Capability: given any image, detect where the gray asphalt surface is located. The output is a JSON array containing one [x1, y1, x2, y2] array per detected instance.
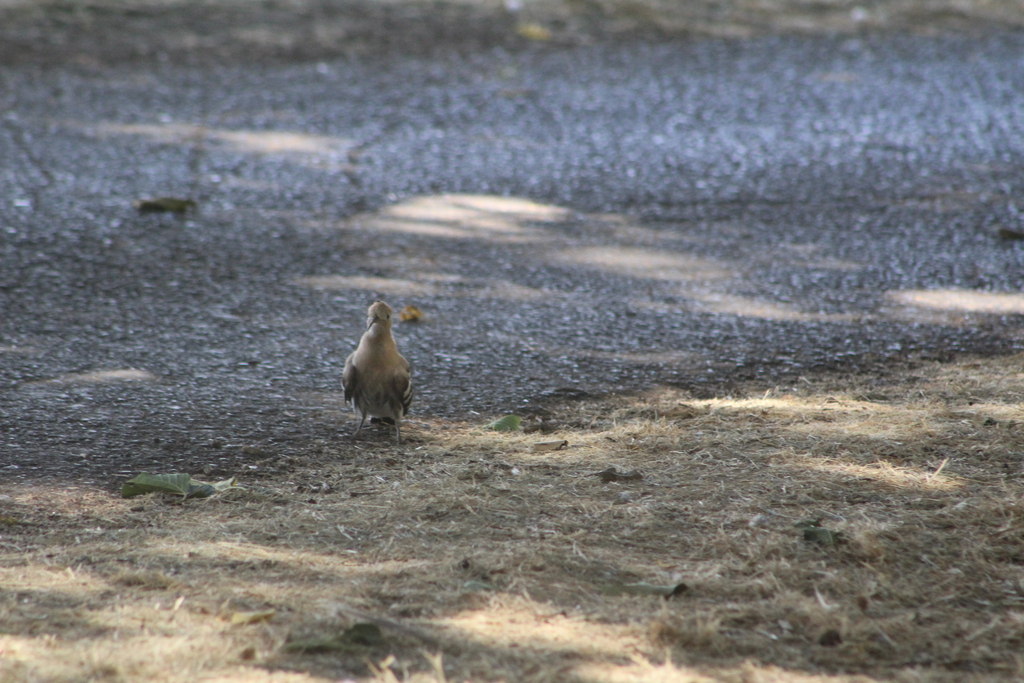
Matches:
[[2, 27, 1024, 485]]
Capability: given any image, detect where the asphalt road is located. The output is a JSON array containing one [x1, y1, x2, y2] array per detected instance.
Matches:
[[2, 25, 1024, 485]]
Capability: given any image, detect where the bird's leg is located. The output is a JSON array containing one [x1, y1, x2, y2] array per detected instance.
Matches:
[[353, 412, 367, 438], [395, 419, 402, 445]]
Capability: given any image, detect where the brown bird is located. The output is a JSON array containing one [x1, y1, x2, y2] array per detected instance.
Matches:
[[342, 301, 413, 444]]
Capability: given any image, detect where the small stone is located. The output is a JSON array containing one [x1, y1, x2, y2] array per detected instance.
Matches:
[[819, 629, 843, 647]]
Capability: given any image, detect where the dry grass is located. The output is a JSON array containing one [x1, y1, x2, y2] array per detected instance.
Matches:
[[3, 354, 1024, 682]]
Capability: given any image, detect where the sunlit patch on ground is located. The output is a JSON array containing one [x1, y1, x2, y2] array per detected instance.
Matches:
[[886, 288, 1024, 325], [636, 293, 860, 323], [778, 243, 863, 272], [295, 273, 552, 301], [0, 345, 37, 355], [293, 195, 1021, 340], [689, 293, 817, 321], [90, 122, 355, 159], [21, 368, 157, 386], [890, 288, 1024, 314], [384, 194, 568, 225], [556, 246, 732, 282], [572, 658, 878, 683], [807, 460, 962, 491], [296, 275, 442, 297], [436, 596, 644, 658], [350, 194, 567, 242]]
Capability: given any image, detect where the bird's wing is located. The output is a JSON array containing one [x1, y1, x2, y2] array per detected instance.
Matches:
[[393, 372, 413, 417], [342, 353, 358, 403]]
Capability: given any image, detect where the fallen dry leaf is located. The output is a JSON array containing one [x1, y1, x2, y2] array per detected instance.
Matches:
[[531, 440, 568, 453], [595, 466, 643, 483], [229, 610, 276, 625]]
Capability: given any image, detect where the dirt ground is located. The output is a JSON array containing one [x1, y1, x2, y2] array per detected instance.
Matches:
[[3, 353, 1024, 682], [3, 0, 1024, 681]]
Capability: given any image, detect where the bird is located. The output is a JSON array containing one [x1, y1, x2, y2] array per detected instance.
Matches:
[[342, 301, 413, 444]]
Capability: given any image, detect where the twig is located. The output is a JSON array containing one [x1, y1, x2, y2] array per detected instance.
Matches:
[[965, 616, 1001, 642], [814, 586, 835, 611], [874, 624, 897, 648], [928, 457, 950, 481]]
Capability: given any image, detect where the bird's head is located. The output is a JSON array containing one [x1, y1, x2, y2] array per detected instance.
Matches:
[[366, 301, 394, 329]]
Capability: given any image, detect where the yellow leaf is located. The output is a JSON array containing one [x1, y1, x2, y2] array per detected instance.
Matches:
[[398, 305, 424, 322], [230, 610, 276, 625], [516, 23, 552, 41]]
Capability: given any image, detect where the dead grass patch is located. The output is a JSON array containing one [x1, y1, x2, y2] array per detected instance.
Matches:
[[3, 354, 1024, 681]]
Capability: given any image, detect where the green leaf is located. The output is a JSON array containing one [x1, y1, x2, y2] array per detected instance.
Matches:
[[121, 473, 235, 499], [122, 473, 193, 498], [184, 482, 217, 499], [285, 623, 385, 654], [802, 527, 844, 546], [486, 415, 521, 432], [133, 197, 197, 213]]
